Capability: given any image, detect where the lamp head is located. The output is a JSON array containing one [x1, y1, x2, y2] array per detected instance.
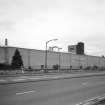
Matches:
[[53, 39, 58, 41]]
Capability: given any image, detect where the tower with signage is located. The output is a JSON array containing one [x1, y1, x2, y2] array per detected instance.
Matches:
[[68, 42, 84, 55], [76, 42, 84, 55], [68, 45, 77, 54]]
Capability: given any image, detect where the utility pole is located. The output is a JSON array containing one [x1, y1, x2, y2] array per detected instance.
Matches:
[[51, 46, 62, 72], [45, 39, 58, 73]]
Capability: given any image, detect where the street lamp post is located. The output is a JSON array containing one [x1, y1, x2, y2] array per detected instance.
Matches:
[[51, 46, 62, 72], [45, 39, 58, 73], [58, 47, 62, 72]]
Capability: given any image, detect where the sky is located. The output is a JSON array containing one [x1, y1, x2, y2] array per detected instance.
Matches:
[[0, 0, 105, 56]]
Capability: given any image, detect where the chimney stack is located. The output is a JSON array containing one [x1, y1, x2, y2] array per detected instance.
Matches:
[[5, 38, 8, 46]]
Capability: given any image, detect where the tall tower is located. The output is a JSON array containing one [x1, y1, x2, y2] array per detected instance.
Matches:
[[5, 38, 8, 46], [4, 38, 9, 64], [76, 42, 84, 55]]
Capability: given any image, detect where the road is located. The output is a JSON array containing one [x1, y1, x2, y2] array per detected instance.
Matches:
[[0, 75, 105, 105]]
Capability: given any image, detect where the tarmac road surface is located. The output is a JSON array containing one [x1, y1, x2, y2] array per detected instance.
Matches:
[[0, 74, 105, 105]]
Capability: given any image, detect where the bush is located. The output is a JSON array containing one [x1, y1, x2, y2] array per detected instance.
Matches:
[[92, 65, 98, 70], [41, 65, 44, 69], [84, 66, 91, 70], [28, 66, 32, 70], [53, 64, 59, 70]]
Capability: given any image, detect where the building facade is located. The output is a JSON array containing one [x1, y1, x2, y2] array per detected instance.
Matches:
[[0, 46, 105, 70]]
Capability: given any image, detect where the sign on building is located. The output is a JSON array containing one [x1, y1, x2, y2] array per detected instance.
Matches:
[[68, 45, 77, 54]]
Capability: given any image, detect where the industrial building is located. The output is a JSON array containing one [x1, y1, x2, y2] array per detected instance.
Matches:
[[0, 45, 105, 70]]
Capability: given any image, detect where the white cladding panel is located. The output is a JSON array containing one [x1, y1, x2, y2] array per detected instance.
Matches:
[[0, 47, 5, 63]]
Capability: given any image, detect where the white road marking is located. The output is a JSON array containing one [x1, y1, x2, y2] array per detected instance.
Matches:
[[12, 78, 26, 81], [28, 77, 43, 80], [18, 76, 48, 79], [19, 76, 29, 78], [0, 79, 6, 82], [82, 82, 88, 86], [16, 90, 35, 95]]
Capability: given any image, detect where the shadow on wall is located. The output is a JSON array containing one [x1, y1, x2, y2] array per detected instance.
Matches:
[[0, 63, 12, 70]]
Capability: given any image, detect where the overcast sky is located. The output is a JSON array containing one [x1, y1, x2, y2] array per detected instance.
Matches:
[[0, 0, 105, 56]]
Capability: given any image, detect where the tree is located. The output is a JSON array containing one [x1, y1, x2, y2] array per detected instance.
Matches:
[[11, 49, 23, 69]]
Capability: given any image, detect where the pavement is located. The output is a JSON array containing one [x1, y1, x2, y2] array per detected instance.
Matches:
[[0, 71, 105, 84]]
